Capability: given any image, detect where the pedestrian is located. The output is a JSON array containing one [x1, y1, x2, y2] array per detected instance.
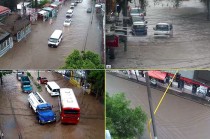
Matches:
[[169, 78, 173, 87]]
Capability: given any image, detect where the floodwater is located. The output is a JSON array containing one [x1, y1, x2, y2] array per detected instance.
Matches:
[[107, 0, 210, 69], [106, 73, 210, 139], [0, 0, 102, 69], [0, 71, 104, 139]]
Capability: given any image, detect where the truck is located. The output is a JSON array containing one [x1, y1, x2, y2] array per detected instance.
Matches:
[[20, 76, 32, 93], [28, 92, 56, 125]]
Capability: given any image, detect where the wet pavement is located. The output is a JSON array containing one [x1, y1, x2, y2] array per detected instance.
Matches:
[[0, 1, 102, 69], [107, 0, 210, 69], [0, 71, 104, 139], [106, 73, 210, 139]]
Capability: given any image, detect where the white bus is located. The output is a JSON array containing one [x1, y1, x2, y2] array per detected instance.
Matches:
[[48, 30, 63, 48]]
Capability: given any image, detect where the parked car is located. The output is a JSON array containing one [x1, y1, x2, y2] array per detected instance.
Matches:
[[37, 77, 48, 84], [153, 23, 173, 37], [130, 15, 147, 25], [87, 8, 92, 13], [66, 9, 73, 18], [63, 18, 72, 26], [130, 7, 146, 17], [70, 5, 74, 9], [131, 21, 148, 36], [16, 71, 24, 80]]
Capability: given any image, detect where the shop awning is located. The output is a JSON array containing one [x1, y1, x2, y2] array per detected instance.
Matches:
[[148, 71, 167, 80]]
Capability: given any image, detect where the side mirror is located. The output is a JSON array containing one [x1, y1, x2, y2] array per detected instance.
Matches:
[[153, 27, 156, 30], [145, 21, 148, 24], [52, 105, 54, 108]]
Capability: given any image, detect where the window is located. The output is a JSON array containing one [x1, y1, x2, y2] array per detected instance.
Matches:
[[64, 110, 80, 114], [53, 89, 60, 93], [156, 25, 169, 31], [48, 85, 52, 91]]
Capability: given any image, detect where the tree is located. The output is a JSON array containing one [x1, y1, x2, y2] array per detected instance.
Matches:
[[87, 70, 105, 99], [62, 50, 104, 69], [0, 70, 12, 85], [106, 93, 147, 139]]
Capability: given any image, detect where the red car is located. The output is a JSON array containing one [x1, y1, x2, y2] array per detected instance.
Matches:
[[37, 77, 48, 84]]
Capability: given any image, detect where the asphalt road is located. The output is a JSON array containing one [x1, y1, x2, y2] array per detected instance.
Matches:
[[106, 73, 210, 139]]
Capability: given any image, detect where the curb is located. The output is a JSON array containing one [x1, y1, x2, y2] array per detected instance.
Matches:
[[108, 72, 210, 107]]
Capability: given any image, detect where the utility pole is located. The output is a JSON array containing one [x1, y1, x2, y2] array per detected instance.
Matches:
[[123, 0, 128, 51], [145, 72, 158, 139]]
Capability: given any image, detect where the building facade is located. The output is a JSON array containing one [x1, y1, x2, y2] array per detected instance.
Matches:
[[0, 28, 13, 57]]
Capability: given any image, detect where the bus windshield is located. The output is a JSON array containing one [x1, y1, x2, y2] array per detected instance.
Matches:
[[64, 109, 80, 114]]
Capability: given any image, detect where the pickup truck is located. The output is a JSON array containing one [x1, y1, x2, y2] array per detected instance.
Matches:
[[37, 77, 48, 84], [28, 92, 56, 125], [21, 76, 32, 93]]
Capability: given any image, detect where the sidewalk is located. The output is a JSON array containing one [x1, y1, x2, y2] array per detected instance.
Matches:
[[108, 71, 210, 107]]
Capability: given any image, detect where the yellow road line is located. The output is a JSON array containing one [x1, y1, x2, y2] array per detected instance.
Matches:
[[147, 70, 179, 139]]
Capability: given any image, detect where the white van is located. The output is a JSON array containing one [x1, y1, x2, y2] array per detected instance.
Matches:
[[48, 30, 63, 48], [45, 81, 60, 96], [66, 9, 73, 18], [153, 23, 173, 37]]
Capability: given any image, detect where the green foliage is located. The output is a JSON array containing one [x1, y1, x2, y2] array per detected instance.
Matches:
[[27, 72, 31, 77], [0, 70, 12, 85], [0, 70, 12, 78], [62, 50, 104, 69], [106, 93, 147, 139], [32, 0, 49, 8], [87, 70, 105, 94]]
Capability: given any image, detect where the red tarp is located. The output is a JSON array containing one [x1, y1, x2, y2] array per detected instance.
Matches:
[[0, 6, 10, 14], [148, 71, 167, 80]]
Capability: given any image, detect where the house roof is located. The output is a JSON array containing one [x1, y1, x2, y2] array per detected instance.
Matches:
[[0, 14, 30, 35], [0, 6, 10, 14]]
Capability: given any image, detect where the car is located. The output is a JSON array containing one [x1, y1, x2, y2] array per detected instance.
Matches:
[[130, 15, 147, 25], [130, 7, 146, 17], [70, 5, 74, 9], [87, 8, 92, 13], [37, 77, 48, 84], [63, 19, 72, 26], [66, 9, 73, 18], [153, 23, 173, 37], [131, 21, 148, 36]]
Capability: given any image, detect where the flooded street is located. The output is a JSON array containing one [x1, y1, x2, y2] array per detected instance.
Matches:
[[108, 0, 210, 68], [0, 71, 104, 139], [0, 0, 102, 69], [106, 73, 210, 139]]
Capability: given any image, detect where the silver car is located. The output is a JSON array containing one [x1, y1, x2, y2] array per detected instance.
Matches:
[[153, 23, 173, 37]]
